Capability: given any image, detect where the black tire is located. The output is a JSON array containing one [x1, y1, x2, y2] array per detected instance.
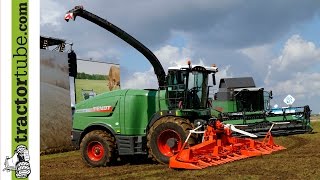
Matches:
[[80, 130, 116, 167], [15, 161, 31, 178], [147, 116, 196, 164]]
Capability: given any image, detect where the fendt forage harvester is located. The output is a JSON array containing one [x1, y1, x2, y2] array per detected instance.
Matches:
[[65, 6, 219, 166], [65, 6, 285, 169]]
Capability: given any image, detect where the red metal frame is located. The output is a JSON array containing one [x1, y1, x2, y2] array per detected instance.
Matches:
[[169, 120, 285, 169]]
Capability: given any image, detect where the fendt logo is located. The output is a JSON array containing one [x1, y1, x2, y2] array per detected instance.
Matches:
[[76, 106, 113, 113], [92, 106, 113, 112], [3, 145, 31, 178]]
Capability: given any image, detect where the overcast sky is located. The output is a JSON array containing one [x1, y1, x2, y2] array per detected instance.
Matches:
[[41, 0, 320, 113]]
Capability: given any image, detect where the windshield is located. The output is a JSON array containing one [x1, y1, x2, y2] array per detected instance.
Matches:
[[188, 71, 208, 108]]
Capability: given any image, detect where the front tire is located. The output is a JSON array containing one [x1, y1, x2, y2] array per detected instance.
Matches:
[[80, 130, 116, 167], [147, 116, 196, 164]]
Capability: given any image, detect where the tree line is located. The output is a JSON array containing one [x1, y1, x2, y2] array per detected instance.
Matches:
[[76, 72, 109, 80]]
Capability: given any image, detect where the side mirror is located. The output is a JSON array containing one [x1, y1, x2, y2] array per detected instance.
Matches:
[[212, 73, 216, 86]]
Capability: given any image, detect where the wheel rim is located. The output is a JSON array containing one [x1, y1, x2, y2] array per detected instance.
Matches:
[[157, 129, 182, 157], [87, 141, 105, 161]]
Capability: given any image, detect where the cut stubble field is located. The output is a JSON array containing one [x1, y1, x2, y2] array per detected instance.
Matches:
[[41, 120, 320, 180]]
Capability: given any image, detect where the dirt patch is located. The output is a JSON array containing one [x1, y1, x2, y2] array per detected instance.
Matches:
[[284, 135, 309, 151], [41, 121, 320, 179]]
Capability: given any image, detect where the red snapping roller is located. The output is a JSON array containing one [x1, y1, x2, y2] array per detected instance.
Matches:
[[169, 120, 285, 169]]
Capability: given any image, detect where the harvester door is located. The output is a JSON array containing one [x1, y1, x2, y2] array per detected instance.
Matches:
[[166, 70, 187, 109], [187, 68, 208, 109], [123, 90, 158, 135]]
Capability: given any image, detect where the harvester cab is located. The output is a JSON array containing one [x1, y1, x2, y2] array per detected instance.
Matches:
[[166, 63, 218, 110]]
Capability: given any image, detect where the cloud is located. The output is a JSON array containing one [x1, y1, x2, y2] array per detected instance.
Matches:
[[238, 44, 274, 78], [239, 44, 273, 64], [41, 0, 320, 50], [122, 69, 158, 89], [215, 65, 233, 81], [154, 45, 194, 69], [260, 35, 320, 108], [269, 72, 320, 109], [122, 45, 233, 89], [41, 1, 320, 111], [174, 0, 320, 49], [272, 72, 320, 98], [40, 0, 320, 67], [122, 45, 194, 89], [236, 34, 320, 109], [273, 35, 320, 71], [40, 0, 66, 29], [265, 35, 320, 84]]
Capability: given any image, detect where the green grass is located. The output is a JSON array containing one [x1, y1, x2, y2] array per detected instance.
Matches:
[[75, 79, 109, 102]]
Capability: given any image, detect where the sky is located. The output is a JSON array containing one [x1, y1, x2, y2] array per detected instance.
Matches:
[[41, 0, 320, 113]]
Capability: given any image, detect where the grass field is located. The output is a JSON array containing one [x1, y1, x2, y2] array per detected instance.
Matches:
[[75, 79, 109, 102], [41, 120, 320, 180]]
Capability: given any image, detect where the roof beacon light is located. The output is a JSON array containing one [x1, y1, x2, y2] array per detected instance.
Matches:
[[187, 60, 191, 69]]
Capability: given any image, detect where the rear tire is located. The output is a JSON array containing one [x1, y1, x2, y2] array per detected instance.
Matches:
[[147, 116, 196, 164], [80, 130, 116, 167]]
